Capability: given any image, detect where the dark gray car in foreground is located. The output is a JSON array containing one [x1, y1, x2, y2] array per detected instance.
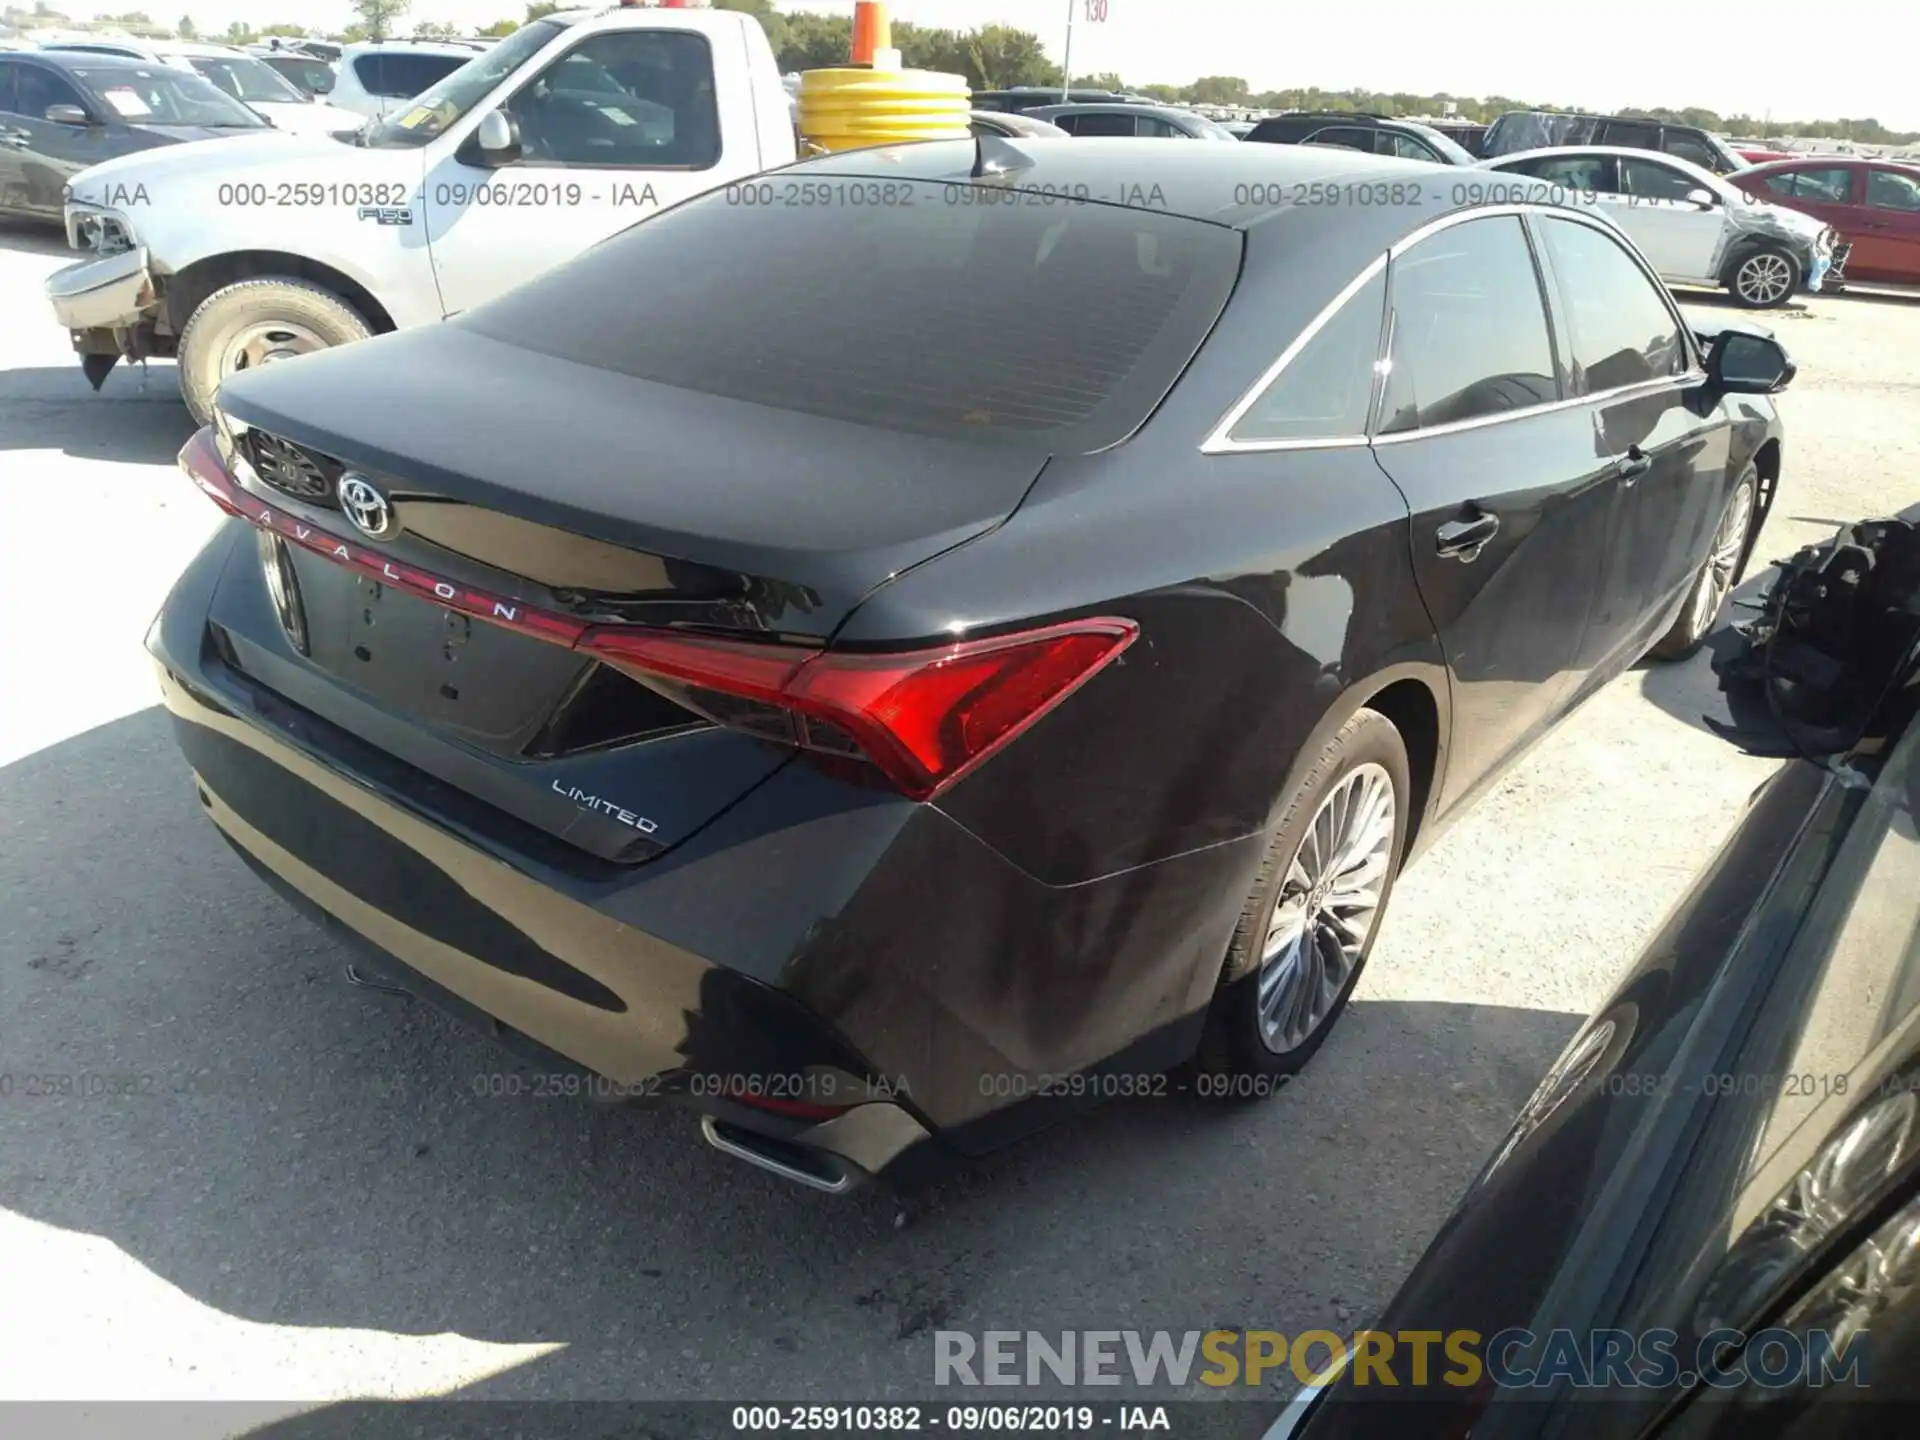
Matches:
[[1271, 511, 1920, 1439]]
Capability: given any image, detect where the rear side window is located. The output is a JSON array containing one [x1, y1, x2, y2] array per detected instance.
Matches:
[[1228, 268, 1385, 444], [1620, 157, 1698, 201], [1247, 118, 1311, 144], [1535, 216, 1687, 393], [462, 179, 1243, 449], [357, 52, 465, 99], [0, 61, 18, 115], [1303, 126, 1375, 154], [1509, 153, 1614, 192], [1599, 118, 1660, 149], [1072, 112, 1138, 136], [1660, 131, 1720, 169], [1869, 169, 1920, 212], [1378, 215, 1558, 434], [1771, 166, 1853, 201]]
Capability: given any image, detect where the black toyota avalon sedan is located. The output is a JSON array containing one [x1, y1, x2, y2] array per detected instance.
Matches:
[[153, 139, 1792, 1192]]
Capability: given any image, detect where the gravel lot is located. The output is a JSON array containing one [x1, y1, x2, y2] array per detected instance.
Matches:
[[2, 216, 1917, 1433]]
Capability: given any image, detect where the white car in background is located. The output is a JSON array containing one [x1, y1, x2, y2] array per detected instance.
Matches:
[[37, 39, 361, 135], [1480, 145, 1845, 307], [325, 41, 477, 120]]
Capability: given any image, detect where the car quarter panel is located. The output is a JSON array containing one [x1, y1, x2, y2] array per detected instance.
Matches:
[[835, 208, 1447, 885]]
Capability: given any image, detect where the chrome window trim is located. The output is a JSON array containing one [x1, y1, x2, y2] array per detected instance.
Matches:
[[1369, 371, 1706, 445], [1200, 252, 1389, 456], [1202, 203, 1707, 458]]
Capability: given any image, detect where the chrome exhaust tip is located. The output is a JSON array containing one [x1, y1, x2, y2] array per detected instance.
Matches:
[[700, 1115, 863, 1194]]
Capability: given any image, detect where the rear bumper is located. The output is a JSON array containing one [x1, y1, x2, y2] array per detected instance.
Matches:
[[163, 659, 937, 1183], [150, 523, 1258, 1176]]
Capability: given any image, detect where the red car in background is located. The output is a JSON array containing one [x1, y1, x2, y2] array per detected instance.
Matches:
[[1732, 157, 1920, 286]]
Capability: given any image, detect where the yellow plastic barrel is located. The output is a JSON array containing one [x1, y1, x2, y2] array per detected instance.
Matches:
[[797, 67, 972, 153]]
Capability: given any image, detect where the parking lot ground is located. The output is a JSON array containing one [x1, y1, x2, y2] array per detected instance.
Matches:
[[3, 220, 1918, 1426]]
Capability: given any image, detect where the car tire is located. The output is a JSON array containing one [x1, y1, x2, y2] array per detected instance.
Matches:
[[178, 277, 372, 425], [1725, 245, 1800, 309], [1649, 467, 1759, 662], [1195, 708, 1411, 1088]]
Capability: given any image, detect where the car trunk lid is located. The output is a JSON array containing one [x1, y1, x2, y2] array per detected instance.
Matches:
[[197, 325, 1052, 860]]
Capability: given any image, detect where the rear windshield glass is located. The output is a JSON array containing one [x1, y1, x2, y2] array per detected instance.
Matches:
[[458, 177, 1243, 449]]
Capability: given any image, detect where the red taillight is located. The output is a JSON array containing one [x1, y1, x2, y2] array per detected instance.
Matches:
[[180, 425, 1139, 799], [579, 618, 1140, 801], [180, 426, 245, 516]]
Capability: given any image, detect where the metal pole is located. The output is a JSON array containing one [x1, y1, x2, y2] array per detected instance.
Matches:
[[1061, 0, 1075, 102]]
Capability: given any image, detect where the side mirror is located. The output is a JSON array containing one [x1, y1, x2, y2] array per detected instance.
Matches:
[[1685, 187, 1718, 209], [1708, 329, 1795, 394], [44, 103, 95, 127], [312, 74, 335, 95], [474, 108, 521, 166]]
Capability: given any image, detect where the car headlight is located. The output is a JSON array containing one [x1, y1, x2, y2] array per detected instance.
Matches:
[[69, 205, 136, 256]]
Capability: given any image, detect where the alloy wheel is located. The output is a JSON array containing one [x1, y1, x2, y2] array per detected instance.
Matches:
[[1689, 480, 1755, 641], [1257, 762, 1396, 1054], [1736, 253, 1795, 306]]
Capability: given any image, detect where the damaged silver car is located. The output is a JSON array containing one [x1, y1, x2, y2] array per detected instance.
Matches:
[[1480, 146, 1847, 307]]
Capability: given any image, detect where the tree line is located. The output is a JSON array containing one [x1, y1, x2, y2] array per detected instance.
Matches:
[[22, 0, 1910, 144]]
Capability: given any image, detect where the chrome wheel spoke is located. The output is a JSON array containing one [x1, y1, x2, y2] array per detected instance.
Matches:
[[1692, 483, 1753, 638], [1255, 762, 1398, 1054]]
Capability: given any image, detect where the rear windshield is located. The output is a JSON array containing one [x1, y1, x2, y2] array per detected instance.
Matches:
[[353, 50, 469, 100], [460, 177, 1243, 449]]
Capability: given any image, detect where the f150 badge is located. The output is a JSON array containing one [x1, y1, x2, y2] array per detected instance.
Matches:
[[551, 780, 659, 835], [357, 205, 413, 226]]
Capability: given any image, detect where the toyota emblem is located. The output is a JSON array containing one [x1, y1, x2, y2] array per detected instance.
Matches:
[[338, 472, 394, 539]]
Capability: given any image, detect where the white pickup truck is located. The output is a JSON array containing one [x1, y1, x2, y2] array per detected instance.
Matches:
[[44, 4, 796, 422]]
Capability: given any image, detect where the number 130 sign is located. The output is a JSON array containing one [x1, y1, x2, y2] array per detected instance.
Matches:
[[1084, 0, 1108, 20]]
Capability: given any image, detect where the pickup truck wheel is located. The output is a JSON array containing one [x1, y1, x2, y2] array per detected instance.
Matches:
[[178, 278, 372, 424]]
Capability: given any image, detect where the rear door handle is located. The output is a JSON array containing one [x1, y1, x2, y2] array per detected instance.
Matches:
[[1615, 446, 1652, 484], [1435, 511, 1500, 561]]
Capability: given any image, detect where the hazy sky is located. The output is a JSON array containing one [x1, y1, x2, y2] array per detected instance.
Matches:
[[54, 0, 1920, 129]]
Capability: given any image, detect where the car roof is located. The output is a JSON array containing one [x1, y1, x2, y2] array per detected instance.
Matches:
[[12, 49, 176, 74], [37, 40, 151, 54], [341, 40, 481, 56], [1484, 144, 1724, 179], [1027, 102, 1184, 117], [1256, 112, 1398, 125], [971, 110, 1069, 134], [154, 42, 251, 58], [1737, 155, 1920, 175], [781, 136, 1459, 232], [1493, 107, 1706, 131]]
